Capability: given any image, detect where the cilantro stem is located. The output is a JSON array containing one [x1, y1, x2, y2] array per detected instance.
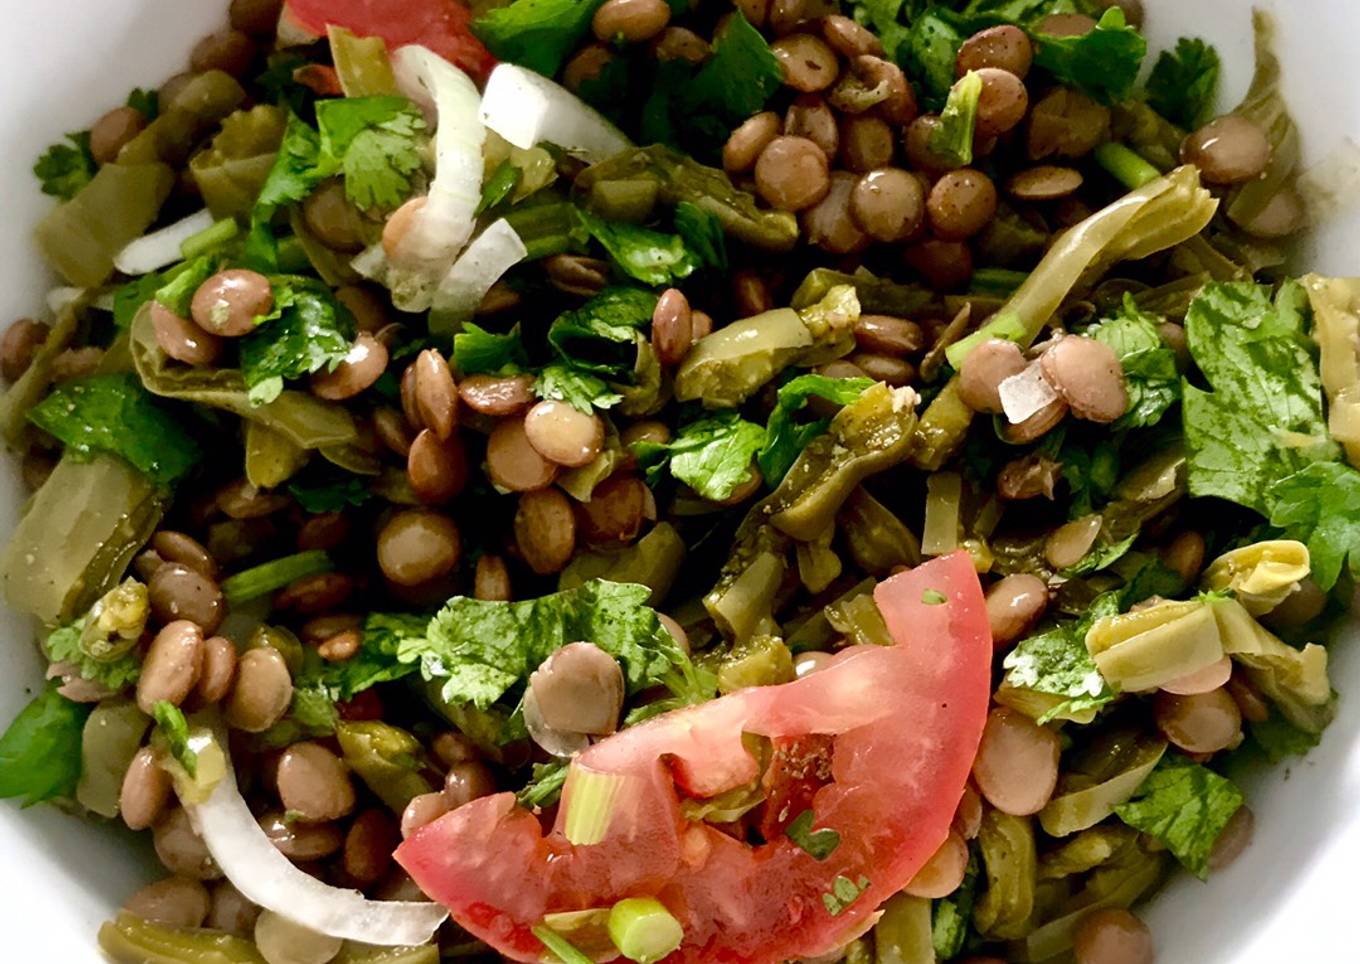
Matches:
[[1095, 142, 1161, 190], [179, 217, 239, 261], [220, 551, 334, 605]]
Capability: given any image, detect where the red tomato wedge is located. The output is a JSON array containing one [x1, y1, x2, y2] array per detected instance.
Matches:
[[397, 551, 991, 963], [285, 0, 496, 82]]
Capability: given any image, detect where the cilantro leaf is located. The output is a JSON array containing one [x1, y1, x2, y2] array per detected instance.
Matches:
[[152, 701, 197, 778], [239, 279, 353, 405], [472, 0, 608, 78], [1087, 295, 1180, 430], [399, 580, 698, 711], [152, 255, 222, 318], [315, 96, 427, 211], [126, 87, 160, 120], [245, 112, 328, 270], [0, 685, 89, 806], [33, 131, 96, 200], [477, 160, 522, 216], [1183, 281, 1336, 515], [847, 0, 912, 65], [28, 373, 201, 487], [1113, 754, 1244, 878], [758, 374, 874, 486], [574, 209, 700, 287], [931, 70, 983, 167], [516, 760, 569, 809], [535, 364, 623, 414], [453, 322, 529, 376], [1062, 531, 1138, 578], [786, 809, 842, 860], [44, 619, 142, 693], [637, 411, 766, 502], [1033, 7, 1147, 105], [681, 14, 783, 143], [1249, 715, 1320, 763], [288, 475, 373, 514], [904, 10, 966, 104], [547, 287, 655, 376], [932, 849, 980, 959], [1002, 594, 1119, 722], [1146, 37, 1220, 128], [822, 875, 870, 916], [255, 54, 317, 120], [1266, 461, 1360, 591], [673, 201, 728, 271]]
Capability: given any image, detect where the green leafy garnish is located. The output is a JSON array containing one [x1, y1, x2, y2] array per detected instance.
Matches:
[[28, 373, 201, 487], [288, 475, 372, 514], [822, 874, 871, 916], [673, 201, 728, 271], [574, 209, 700, 287], [398, 580, 704, 711], [532, 925, 596, 964], [152, 255, 221, 317], [152, 701, 197, 779], [472, 0, 609, 78], [516, 761, 570, 809], [454, 322, 530, 376], [1146, 37, 1221, 128], [547, 287, 656, 375], [477, 160, 522, 215], [1183, 281, 1335, 515], [1249, 715, 1320, 763], [922, 589, 948, 605], [245, 111, 327, 269], [757, 374, 875, 485], [1033, 7, 1147, 105], [239, 278, 353, 405], [931, 70, 983, 167], [256, 54, 317, 120], [932, 849, 980, 959], [1002, 594, 1119, 722], [0, 685, 89, 807], [126, 87, 160, 120], [1086, 295, 1180, 430], [315, 96, 428, 211], [634, 411, 765, 502], [33, 131, 96, 200], [536, 363, 623, 414], [1113, 754, 1244, 879], [1266, 461, 1360, 591], [786, 810, 842, 860]]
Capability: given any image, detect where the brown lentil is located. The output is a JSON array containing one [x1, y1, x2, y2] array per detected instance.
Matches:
[[1263, 577, 1327, 628], [443, 760, 498, 808], [229, 0, 283, 35], [1182, 115, 1272, 185], [1028, 88, 1110, 160], [318, 629, 362, 662], [732, 269, 775, 317], [208, 882, 259, 936], [302, 181, 366, 252], [839, 115, 896, 172], [905, 239, 974, 290], [957, 25, 1032, 78], [1154, 688, 1242, 753], [475, 553, 513, 602], [277, 742, 356, 823], [755, 136, 831, 211], [523, 400, 605, 469], [515, 487, 577, 575], [1207, 804, 1254, 873], [297, 512, 350, 552], [1008, 165, 1084, 201], [90, 106, 148, 165], [1161, 656, 1233, 697], [904, 115, 961, 174], [578, 474, 648, 545], [413, 349, 458, 441], [407, 429, 469, 503], [190, 28, 257, 77], [374, 407, 414, 457], [562, 45, 614, 93], [487, 416, 559, 491], [592, 0, 670, 43], [401, 791, 452, 838], [224, 647, 294, 733], [997, 453, 1061, 501], [651, 288, 695, 367], [821, 14, 883, 57], [855, 55, 916, 124], [847, 351, 914, 386], [195, 635, 238, 705], [1073, 909, 1154, 964], [1044, 514, 1102, 570], [217, 478, 289, 520], [986, 574, 1049, 648], [124, 877, 211, 928], [952, 784, 984, 840], [772, 33, 839, 93], [974, 67, 1029, 138], [958, 339, 1027, 413], [344, 809, 399, 886], [1236, 187, 1305, 238], [154, 807, 222, 880], [458, 373, 537, 416], [1162, 531, 1207, 584], [544, 253, 610, 297], [137, 620, 206, 714], [191, 269, 273, 338], [691, 309, 714, 341], [529, 642, 626, 735], [904, 831, 969, 898], [259, 811, 344, 861], [0, 318, 49, 381], [927, 169, 998, 240], [1004, 396, 1068, 443], [1226, 671, 1271, 724], [274, 572, 354, 615], [971, 707, 1061, 816], [51, 347, 103, 382], [784, 95, 839, 160], [651, 26, 710, 64], [849, 168, 925, 243], [723, 112, 782, 174], [310, 333, 388, 401], [853, 313, 925, 356], [121, 747, 173, 831], [1035, 12, 1096, 36], [377, 510, 462, 587], [1040, 335, 1128, 423], [152, 531, 218, 580], [803, 171, 872, 255], [336, 285, 391, 334]]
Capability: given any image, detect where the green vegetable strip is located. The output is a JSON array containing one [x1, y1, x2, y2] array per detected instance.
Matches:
[[179, 217, 240, 261], [1095, 143, 1162, 190], [532, 926, 596, 964], [220, 550, 334, 605]]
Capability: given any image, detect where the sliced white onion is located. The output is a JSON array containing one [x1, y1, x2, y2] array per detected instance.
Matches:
[[46, 286, 86, 316], [384, 44, 486, 312], [113, 209, 216, 276], [479, 64, 631, 163], [185, 756, 447, 946], [999, 362, 1059, 424], [429, 219, 528, 334]]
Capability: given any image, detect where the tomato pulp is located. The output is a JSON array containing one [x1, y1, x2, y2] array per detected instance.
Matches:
[[397, 551, 992, 962], [284, 0, 496, 82]]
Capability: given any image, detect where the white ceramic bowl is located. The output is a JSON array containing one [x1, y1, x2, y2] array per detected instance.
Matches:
[[1, 1, 1358, 960]]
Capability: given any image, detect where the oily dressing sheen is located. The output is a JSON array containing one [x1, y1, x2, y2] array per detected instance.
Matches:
[[396, 551, 992, 963]]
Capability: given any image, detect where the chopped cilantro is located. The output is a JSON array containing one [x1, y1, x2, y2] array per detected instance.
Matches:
[[239, 278, 353, 405], [758, 374, 874, 486], [822, 874, 870, 916], [634, 411, 766, 501], [315, 96, 428, 211], [1266, 461, 1360, 591], [535, 363, 623, 414], [33, 131, 96, 200], [454, 322, 530, 376], [516, 761, 569, 809], [1113, 754, 1244, 879], [1249, 715, 1321, 763], [1086, 295, 1180, 430], [152, 701, 197, 778], [477, 160, 522, 216], [786, 809, 842, 860], [922, 589, 948, 605], [1033, 7, 1147, 105], [1146, 37, 1220, 128], [44, 618, 142, 693], [126, 87, 160, 120], [673, 201, 727, 271], [288, 475, 373, 514], [1002, 593, 1119, 722], [573, 208, 700, 287], [0, 685, 89, 807], [472, 0, 609, 79], [932, 849, 980, 959]]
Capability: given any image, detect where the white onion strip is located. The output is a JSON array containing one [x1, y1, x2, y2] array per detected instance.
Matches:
[[113, 209, 216, 276], [430, 219, 528, 334], [999, 362, 1059, 424], [186, 760, 447, 946], [479, 64, 631, 163]]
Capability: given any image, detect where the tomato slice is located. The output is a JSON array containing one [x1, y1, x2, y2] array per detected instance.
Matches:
[[284, 0, 496, 83], [396, 552, 991, 963]]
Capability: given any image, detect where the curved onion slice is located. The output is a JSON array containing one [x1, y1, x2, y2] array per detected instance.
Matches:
[[185, 756, 447, 946], [430, 218, 528, 334], [479, 64, 631, 164], [113, 209, 217, 276], [381, 44, 485, 312]]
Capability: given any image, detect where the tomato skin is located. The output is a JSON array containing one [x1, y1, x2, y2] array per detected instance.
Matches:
[[398, 552, 991, 963], [284, 0, 497, 82]]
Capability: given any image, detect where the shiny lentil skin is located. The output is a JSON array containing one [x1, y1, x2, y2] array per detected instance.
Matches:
[[754, 136, 831, 211]]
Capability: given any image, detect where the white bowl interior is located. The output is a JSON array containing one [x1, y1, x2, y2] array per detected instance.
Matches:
[[1, 1, 1357, 960]]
